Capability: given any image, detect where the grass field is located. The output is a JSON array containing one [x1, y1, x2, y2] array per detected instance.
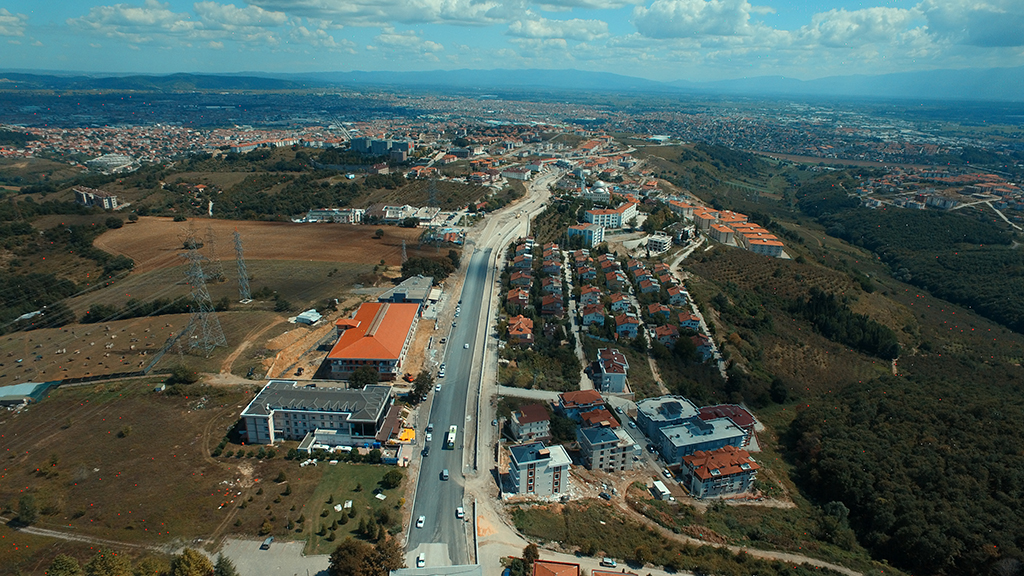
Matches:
[[302, 463, 408, 555]]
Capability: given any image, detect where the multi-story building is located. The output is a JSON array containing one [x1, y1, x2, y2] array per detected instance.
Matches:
[[240, 380, 394, 445], [698, 404, 757, 446], [681, 445, 760, 499], [510, 403, 551, 442], [327, 303, 419, 381], [576, 426, 634, 472], [557, 390, 605, 421], [567, 223, 605, 248], [508, 442, 571, 497], [73, 186, 119, 210], [594, 348, 628, 393], [636, 395, 699, 439], [303, 208, 364, 223], [647, 232, 671, 253], [584, 202, 638, 229], [657, 416, 747, 464]]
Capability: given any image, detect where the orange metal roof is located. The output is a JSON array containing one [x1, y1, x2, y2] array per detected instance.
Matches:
[[327, 302, 419, 361]]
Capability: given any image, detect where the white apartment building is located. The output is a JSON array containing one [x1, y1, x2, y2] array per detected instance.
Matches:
[[508, 442, 571, 497]]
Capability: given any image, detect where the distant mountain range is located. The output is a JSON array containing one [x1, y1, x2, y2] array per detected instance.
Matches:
[[3, 66, 1024, 101]]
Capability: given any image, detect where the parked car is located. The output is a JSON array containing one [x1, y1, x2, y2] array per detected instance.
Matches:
[[426, 433, 432, 442], [598, 492, 611, 501], [416, 553, 425, 568], [416, 515, 426, 528], [600, 558, 617, 568], [456, 506, 465, 519], [260, 536, 274, 550]]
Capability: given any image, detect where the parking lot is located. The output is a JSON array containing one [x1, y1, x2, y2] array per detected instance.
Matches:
[[220, 539, 329, 576]]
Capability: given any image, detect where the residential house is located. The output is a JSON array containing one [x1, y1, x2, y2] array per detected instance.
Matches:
[[615, 313, 640, 339], [594, 348, 629, 393], [627, 260, 645, 273], [557, 390, 605, 421], [648, 303, 672, 321], [654, 324, 680, 346], [512, 254, 533, 269], [576, 426, 634, 472], [533, 560, 580, 576], [577, 266, 597, 281], [606, 271, 628, 290], [609, 293, 631, 313], [579, 285, 602, 307], [510, 270, 533, 287], [667, 286, 689, 306], [508, 315, 535, 345], [542, 259, 562, 276], [541, 277, 563, 296], [510, 403, 552, 442], [658, 273, 677, 287], [580, 304, 605, 326], [678, 312, 701, 331], [681, 445, 760, 499], [506, 287, 530, 309], [541, 294, 564, 318], [508, 442, 571, 497], [692, 333, 714, 361], [639, 279, 661, 294], [579, 407, 619, 428]]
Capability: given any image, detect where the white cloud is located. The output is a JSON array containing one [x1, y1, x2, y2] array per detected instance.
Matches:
[[801, 7, 921, 48], [193, 2, 288, 28], [208, 40, 224, 48], [0, 8, 27, 36], [67, 0, 197, 43], [374, 27, 444, 53], [920, 0, 1024, 47], [247, 0, 509, 27], [537, 0, 641, 10], [508, 16, 608, 41], [632, 0, 762, 39]]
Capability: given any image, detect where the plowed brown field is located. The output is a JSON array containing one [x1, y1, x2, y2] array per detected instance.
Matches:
[[95, 217, 442, 273]]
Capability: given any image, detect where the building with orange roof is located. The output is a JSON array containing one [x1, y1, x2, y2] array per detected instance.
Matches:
[[508, 315, 535, 345], [747, 237, 785, 257], [327, 302, 420, 381], [710, 224, 735, 244], [680, 445, 760, 498], [557, 389, 605, 420], [533, 560, 580, 576], [693, 211, 716, 231]]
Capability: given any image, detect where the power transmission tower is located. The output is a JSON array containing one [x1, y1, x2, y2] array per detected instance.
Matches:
[[204, 224, 224, 282], [181, 239, 226, 357], [234, 230, 252, 303], [427, 178, 441, 253], [401, 239, 408, 264]]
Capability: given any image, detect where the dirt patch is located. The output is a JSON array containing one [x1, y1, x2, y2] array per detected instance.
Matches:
[[476, 514, 496, 537], [94, 217, 446, 274]]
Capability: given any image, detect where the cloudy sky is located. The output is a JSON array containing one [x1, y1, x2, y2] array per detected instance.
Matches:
[[1, 0, 1022, 81]]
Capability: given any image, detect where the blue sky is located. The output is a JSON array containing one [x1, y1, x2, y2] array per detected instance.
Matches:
[[1, 0, 1022, 81]]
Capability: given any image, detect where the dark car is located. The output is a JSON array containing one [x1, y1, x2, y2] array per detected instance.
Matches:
[[422, 445, 430, 457], [598, 492, 611, 501]]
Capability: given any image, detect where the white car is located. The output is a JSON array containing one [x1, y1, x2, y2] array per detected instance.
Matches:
[[456, 506, 465, 519], [435, 384, 442, 391], [463, 343, 469, 349], [600, 558, 617, 568], [416, 515, 425, 528], [416, 554, 425, 568], [425, 432, 432, 442]]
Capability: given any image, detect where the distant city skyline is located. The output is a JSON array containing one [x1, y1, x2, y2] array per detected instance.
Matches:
[[1, 0, 1022, 82]]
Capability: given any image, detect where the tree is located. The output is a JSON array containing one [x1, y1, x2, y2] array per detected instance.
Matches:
[[412, 372, 433, 402], [213, 556, 238, 576], [522, 543, 540, 566], [349, 366, 379, 387], [166, 363, 200, 385], [327, 538, 373, 576], [259, 519, 273, 535], [381, 469, 404, 489], [134, 557, 166, 576], [400, 217, 418, 228], [17, 494, 38, 525], [128, 213, 139, 222], [447, 249, 461, 269], [275, 471, 287, 482], [373, 536, 405, 573], [49, 554, 83, 576], [170, 548, 213, 576], [105, 217, 124, 229], [374, 228, 384, 239], [85, 550, 132, 576]]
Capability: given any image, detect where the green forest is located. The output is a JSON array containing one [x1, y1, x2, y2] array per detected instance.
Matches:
[[788, 356, 1024, 576]]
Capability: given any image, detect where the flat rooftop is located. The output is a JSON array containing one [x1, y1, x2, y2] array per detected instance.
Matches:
[[241, 380, 392, 422]]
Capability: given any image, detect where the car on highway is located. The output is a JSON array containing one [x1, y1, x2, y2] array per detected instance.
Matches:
[[464, 343, 469, 349], [416, 515, 426, 528], [416, 553, 425, 568], [441, 469, 449, 481], [426, 432, 432, 442], [422, 445, 429, 457], [663, 469, 672, 479], [435, 384, 442, 391], [427, 422, 434, 432], [456, 506, 465, 519], [629, 421, 636, 428], [615, 406, 624, 414]]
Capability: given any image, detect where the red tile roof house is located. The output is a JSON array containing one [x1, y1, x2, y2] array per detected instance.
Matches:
[[668, 286, 689, 306], [557, 389, 605, 421], [534, 560, 580, 576], [655, 323, 680, 345], [580, 407, 619, 428], [648, 303, 672, 321], [506, 287, 530, 308], [679, 312, 702, 331], [541, 294, 564, 318], [541, 276, 563, 295], [609, 293, 631, 313], [594, 347, 629, 393], [639, 278, 661, 294], [615, 313, 640, 338], [510, 270, 533, 287], [510, 403, 552, 442], [680, 445, 760, 499], [580, 303, 605, 326], [508, 314, 535, 345], [579, 285, 602, 306]]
